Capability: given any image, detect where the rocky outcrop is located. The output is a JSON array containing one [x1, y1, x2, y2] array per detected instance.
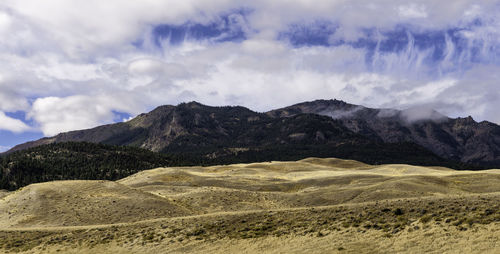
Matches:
[[269, 100, 500, 166]]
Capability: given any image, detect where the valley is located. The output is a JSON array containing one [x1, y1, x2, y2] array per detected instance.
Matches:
[[1, 158, 500, 253]]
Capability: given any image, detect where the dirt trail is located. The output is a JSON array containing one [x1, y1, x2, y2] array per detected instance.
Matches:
[[3, 191, 500, 232]]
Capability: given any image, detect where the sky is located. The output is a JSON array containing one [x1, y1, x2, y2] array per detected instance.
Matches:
[[1, 1, 500, 151]]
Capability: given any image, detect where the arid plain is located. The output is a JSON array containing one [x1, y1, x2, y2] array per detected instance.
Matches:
[[1, 158, 500, 253]]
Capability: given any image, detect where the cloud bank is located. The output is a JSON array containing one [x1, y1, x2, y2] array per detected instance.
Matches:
[[1, 1, 500, 138]]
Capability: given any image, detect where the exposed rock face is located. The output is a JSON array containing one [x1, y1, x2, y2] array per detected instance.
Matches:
[[7, 99, 500, 167], [8, 102, 364, 153], [268, 99, 500, 166]]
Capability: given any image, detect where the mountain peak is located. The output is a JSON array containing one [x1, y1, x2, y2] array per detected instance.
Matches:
[[293, 99, 352, 107], [181, 101, 205, 108], [453, 116, 477, 127], [266, 99, 360, 118]]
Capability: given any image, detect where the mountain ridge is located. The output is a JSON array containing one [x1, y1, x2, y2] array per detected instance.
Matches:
[[269, 99, 500, 166], [6, 99, 500, 167]]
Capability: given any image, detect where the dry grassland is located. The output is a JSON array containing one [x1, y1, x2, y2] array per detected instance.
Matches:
[[1, 158, 500, 253]]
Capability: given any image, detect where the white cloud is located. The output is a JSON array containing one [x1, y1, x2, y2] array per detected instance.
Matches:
[[2, 0, 240, 57], [1, 0, 493, 58], [398, 4, 428, 19], [396, 79, 458, 106], [400, 107, 447, 123], [34, 56, 102, 82], [0, 111, 30, 133], [29, 95, 145, 136], [0, 10, 12, 32], [0, 0, 500, 140], [0, 85, 30, 112]]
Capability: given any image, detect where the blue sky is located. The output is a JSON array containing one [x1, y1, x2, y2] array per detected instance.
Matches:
[[1, 1, 500, 151]]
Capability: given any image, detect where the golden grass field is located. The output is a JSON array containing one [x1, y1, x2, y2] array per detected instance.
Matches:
[[1, 158, 500, 253]]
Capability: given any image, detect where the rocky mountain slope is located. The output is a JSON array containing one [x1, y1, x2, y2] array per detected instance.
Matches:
[[0, 102, 392, 153], [268, 99, 500, 167], [7, 100, 500, 168]]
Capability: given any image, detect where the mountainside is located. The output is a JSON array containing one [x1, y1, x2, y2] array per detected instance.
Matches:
[[269, 99, 500, 167], [6, 100, 500, 168], [0, 102, 385, 153], [0, 142, 176, 190]]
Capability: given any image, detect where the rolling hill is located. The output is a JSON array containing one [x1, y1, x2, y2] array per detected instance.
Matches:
[[1, 158, 500, 253]]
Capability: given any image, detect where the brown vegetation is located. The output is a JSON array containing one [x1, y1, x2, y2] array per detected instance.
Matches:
[[1, 158, 500, 253]]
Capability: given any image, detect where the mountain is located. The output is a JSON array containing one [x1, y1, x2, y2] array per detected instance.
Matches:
[[5, 100, 498, 168], [4, 101, 375, 154], [268, 99, 500, 167]]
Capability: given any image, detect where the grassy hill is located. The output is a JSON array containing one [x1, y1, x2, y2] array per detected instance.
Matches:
[[1, 158, 500, 253], [0, 140, 481, 191]]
